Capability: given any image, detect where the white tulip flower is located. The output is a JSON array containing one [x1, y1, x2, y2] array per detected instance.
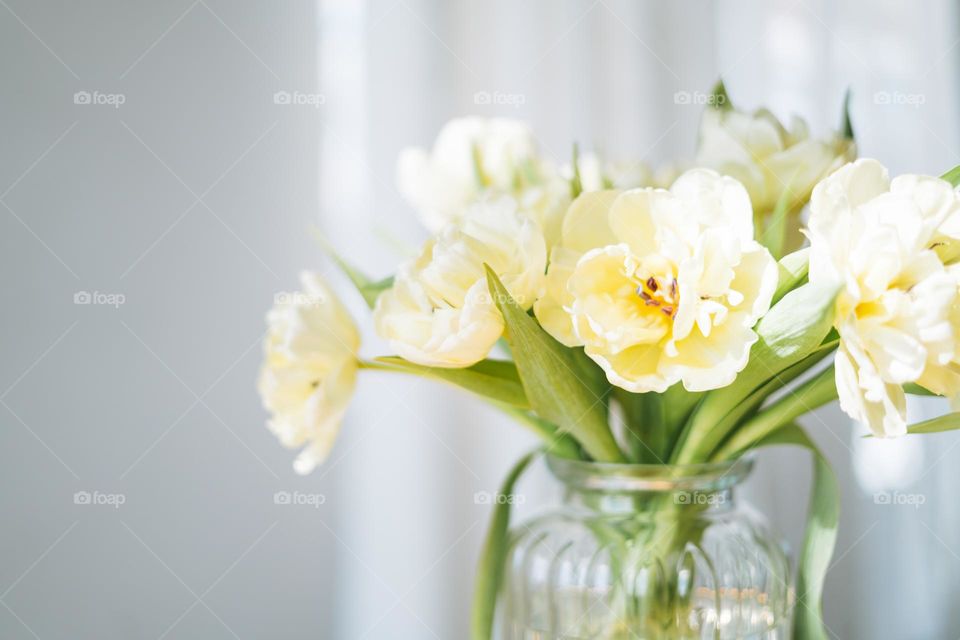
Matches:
[[397, 117, 559, 233], [697, 106, 855, 215], [535, 169, 778, 393], [374, 196, 547, 368], [807, 159, 960, 437], [258, 272, 360, 474]]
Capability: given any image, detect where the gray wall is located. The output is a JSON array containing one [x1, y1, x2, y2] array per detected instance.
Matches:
[[0, 2, 330, 638], [4, 1, 960, 639]]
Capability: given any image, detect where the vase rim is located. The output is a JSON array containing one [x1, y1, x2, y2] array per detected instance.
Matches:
[[544, 453, 755, 493]]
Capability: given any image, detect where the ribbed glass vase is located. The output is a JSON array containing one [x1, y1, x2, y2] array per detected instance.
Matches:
[[501, 454, 792, 639]]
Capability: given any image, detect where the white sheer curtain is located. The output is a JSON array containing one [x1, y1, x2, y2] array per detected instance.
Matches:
[[316, 1, 960, 637]]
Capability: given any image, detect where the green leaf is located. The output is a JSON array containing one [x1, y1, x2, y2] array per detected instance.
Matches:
[[941, 165, 960, 187], [486, 266, 624, 462], [711, 78, 732, 110], [773, 248, 810, 305], [762, 172, 798, 261], [512, 158, 540, 191], [616, 384, 703, 463], [471, 450, 538, 640], [495, 407, 582, 459], [705, 342, 836, 459], [371, 357, 529, 409], [731, 283, 838, 387], [755, 424, 839, 640], [861, 411, 960, 438], [662, 384, 703, 434], [571, 346, 610, 401], [711, 364, 838, 461], [904, 382, 939, 397], [614, 389, 665, 463], [672, 282, 838, 463], [367, 358, 583, 456], [570, 142, 583, 199], [472, 143, 490, 188], [312, 229, 393, 308], [840, 88, 854, 141], [906, 412, 960, 434], [355, 276, 394, 308]]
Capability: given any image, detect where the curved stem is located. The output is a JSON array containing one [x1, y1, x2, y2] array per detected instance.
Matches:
[[498, 406, 581, 459], [671, 338, 837, 465], [360, 360, 580, 459], [358, 360, 401, 372], [711, 364, 837, 462]]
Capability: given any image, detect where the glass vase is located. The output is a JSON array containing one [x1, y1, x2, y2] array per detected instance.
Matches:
[[501, 454, 792, 639]]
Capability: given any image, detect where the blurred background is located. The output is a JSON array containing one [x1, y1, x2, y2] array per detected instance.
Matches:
[[2, 0, 960, 638]]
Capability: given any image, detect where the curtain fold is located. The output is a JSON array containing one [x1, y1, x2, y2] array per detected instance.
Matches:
[[318, 1, 960, 637]]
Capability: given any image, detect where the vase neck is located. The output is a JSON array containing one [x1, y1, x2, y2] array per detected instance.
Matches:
[[545, 454, 752, 515]]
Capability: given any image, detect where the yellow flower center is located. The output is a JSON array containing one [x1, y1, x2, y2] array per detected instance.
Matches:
[[636, 273, 679, 319]]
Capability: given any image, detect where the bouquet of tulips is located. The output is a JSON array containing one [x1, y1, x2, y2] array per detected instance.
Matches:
[[257, 83, 960, 639]]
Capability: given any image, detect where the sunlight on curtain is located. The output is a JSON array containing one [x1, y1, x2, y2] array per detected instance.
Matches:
[[317, 1, 960, 637]]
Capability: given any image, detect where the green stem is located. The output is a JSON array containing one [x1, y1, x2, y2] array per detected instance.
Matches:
[[360, 360, 581, 459], [640, 393, 667, 463], [471, 450, 538, 640], [671, 339, 836, 465], [701, 345, 833, 456], [358, 360, 399, 372], [616, 386, 704, 464], [497, 406, 582, 459], [614, 389, 663, 463], [711, 365, 837, 461], [661, 386, 703, 460]]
